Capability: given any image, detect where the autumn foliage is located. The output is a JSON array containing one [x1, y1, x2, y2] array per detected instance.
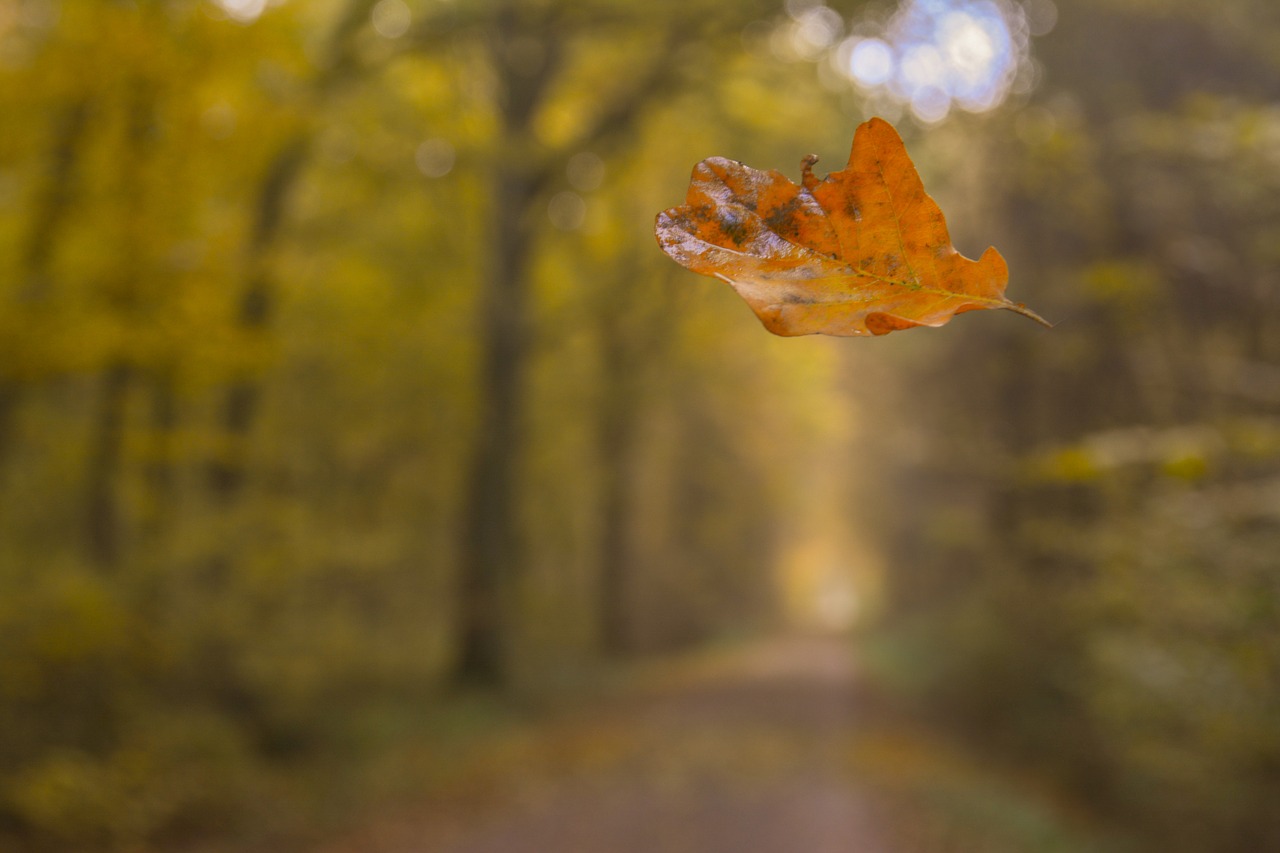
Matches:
[[656, 118, 1048, 337]]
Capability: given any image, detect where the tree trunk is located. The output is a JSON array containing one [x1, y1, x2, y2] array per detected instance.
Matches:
[[206, 0, 374, 504], [0, 99, 91, 490], [592, 271, 660, 657], [85, 363, 131, 568], [141, 371, 178, 538], [82, 75, 156, 569], [0, 381, 17, 498], [207, 141, 307, 503], [451, 6, 562, 685], [453, 166, 534, 683], [595, 379, 636, 656]]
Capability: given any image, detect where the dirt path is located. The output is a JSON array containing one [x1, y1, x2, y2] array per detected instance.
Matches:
[[328, 635, 889, 853]]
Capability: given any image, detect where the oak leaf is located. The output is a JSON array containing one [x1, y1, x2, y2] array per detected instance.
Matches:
[[654, 118, 1049, 337]]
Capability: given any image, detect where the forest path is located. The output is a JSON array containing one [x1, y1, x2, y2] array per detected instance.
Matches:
[[325, 635, 891, 853]]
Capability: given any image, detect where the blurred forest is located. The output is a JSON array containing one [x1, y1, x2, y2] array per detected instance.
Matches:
[[1, 0, 1279, 851]]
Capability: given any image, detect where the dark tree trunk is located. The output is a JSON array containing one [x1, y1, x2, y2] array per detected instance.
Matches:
[[453, 166, 534, 682], [205, 0, 373, 504], [592, 268, 662, 657], [0, 381, 17, 498], [595, 378, 637, 656], [451, 5, 561, 685], [81, 75, 157, 570], [0, 99, 91, 490], [207, 143, 306, 503], [85, 363, 131, 568], [21, 99, 91, 299], [141, 371, 178, 537]]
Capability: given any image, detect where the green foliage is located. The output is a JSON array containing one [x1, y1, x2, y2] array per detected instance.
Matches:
[[4, 0, 1278, 850], [0, 0, 836, 847], [863, 8, 1280, 851], [8, 712, 253, 848]]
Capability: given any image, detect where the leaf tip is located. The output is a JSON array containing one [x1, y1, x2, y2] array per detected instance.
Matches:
[[859, 116, 900, 142]]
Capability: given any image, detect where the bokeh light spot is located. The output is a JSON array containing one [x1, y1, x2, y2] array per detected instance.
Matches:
[[1024, 0, 1058, 36], [201, 103, 236, 140], [840, 0, 1030, 120], [901, 44, 946, 91], [547, 191, 586, 231], [415, 139, 455, 178], [849, 39, 894, 87], [791, 5, 843, 57], [911, 86, 952, 123], [213, 0, 267, 24], [566, 152, 605, 193], [371, 0, 411, 39]]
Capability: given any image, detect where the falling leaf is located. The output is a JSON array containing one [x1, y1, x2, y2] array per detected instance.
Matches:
[[654, 118, 1049, 337]]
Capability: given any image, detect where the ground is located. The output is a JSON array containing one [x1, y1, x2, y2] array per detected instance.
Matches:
[[315, 635, 1108, 853]]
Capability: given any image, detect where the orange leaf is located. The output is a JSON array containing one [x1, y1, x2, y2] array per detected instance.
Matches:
[[654, 118, 1049, 337]]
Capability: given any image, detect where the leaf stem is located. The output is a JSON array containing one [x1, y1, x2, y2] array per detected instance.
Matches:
[[1005, 302, 1054, 328]]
